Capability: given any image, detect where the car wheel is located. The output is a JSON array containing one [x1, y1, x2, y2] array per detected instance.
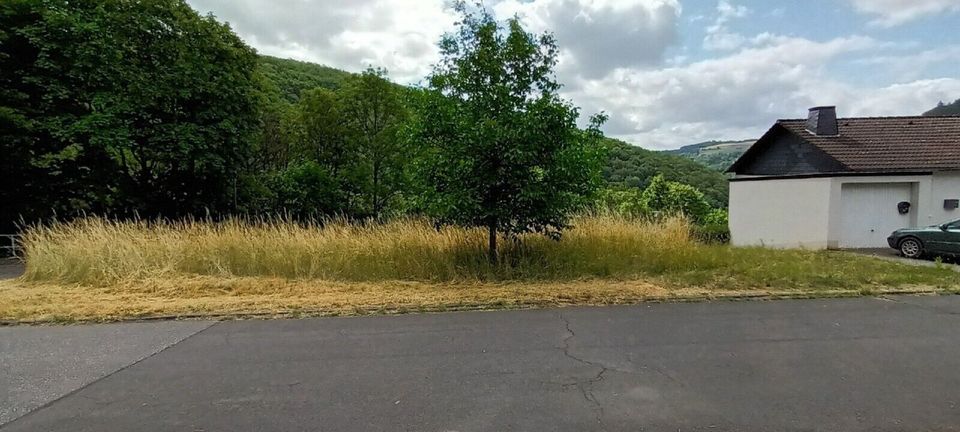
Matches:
[[899, 237, 923, 259]]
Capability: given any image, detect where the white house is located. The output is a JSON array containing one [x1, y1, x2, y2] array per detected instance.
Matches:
[[727, 106, 960, 249]]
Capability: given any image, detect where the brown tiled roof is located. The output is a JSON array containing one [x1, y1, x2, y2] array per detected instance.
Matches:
[[776, 115, 960, 172]]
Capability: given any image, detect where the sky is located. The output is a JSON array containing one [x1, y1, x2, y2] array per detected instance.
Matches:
[[186, 0, 960, 149]]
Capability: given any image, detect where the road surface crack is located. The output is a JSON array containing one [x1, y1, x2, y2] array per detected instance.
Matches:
[[557, 312, 608, 430]]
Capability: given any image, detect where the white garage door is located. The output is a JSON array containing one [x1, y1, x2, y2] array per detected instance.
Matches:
[[840, 182, 913, 248]]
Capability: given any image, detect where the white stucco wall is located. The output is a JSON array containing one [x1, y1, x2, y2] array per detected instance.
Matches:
[[731, 173, 953, 249], [928, 171, 960, 225], [729, 177, 833, 248]]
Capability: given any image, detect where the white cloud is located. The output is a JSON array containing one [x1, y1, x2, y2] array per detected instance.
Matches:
[[571, 35, 960, 148], [186, 0, 960, 149], [492, 0, 681, 78], [187, 0, 457, 83], [703, 0, 749, 51], [840, 79, 960, 117], [854, 46, 960, 81], [847, 0, 960, 27]]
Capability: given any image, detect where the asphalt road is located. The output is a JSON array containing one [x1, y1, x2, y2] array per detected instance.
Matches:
[[0, 260, 23, 280], [3, 296, 960, 431], [0, 321, 213, 425]]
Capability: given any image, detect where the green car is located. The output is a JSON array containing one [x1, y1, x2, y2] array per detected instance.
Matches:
[[888, 218, 960, 259]]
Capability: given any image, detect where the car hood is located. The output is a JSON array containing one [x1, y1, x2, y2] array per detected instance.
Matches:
[[893, 226, 943, 235]]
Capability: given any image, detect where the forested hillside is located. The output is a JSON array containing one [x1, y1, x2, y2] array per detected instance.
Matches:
[[924, 99, 960, 116], [604, 139, 729, 208], [666, 140, 752, 172], [258, 56, 353, 102]]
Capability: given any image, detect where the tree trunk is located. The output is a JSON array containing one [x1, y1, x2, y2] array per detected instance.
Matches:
[[487, 221, 497, 264]]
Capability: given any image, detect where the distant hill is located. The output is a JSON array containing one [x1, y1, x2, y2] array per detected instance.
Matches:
[[604, 139, 730, 207], [665, 139, 753, 171], [924, 99, 960, 116], [258, 55, 353, 103]]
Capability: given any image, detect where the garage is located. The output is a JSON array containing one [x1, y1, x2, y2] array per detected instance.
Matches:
[[727, 106, 960, 250], [838, 182, 913, 248]]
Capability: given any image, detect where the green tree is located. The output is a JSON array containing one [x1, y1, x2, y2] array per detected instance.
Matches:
[[267, 160, 345, 218], [0, 0, 259, 228], [409, 3, 607, 262], [250, 74, 298, 172], [640, 174, 671, 213], [641, 174, 712, 222], [296, 88, 353, 175], [594, 188, 649, 217], [255, 87, 356, 218], [923, 98, 960, 116], [340, 68, 409, 218]]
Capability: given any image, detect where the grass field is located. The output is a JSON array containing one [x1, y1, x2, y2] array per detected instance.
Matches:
[[2, 215, 958, 323]]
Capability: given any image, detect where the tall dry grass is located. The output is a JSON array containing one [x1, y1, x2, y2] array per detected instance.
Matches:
[[20, 215, 696, 285], [18, 215, 959, 290]]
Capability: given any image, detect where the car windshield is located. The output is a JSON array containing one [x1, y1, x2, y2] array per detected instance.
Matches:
[[943, 219, 960, 228]]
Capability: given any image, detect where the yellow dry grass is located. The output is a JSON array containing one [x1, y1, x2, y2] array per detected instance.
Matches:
[[2, 215, 958, 323], [18, 215, 697, 283], [1, 275, 941, 323]]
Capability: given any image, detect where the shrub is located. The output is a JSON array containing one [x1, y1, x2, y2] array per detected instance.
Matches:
[[692, 223, 730, 244], [593, 187, 649, 217], [641, 174, 712, 223], [703, 208, 729, 226], [267, 161, 347, 217]]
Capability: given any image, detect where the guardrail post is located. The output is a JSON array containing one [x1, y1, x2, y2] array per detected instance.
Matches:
[[0, 234, 21, 257]]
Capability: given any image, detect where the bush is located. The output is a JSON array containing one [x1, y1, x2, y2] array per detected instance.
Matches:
[[692, 223, 730, 244], [593, 188, 649, 217], [267, 161, 348, 217], [639, 175, 712, 223], [703, 208, 729, 226]]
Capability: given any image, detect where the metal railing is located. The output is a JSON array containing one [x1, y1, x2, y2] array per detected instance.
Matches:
[[0, 235, 21, 257]]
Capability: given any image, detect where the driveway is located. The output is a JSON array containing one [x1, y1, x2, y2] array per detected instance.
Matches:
[[3, 296, 960, 431], [845, 248, 960, 271]]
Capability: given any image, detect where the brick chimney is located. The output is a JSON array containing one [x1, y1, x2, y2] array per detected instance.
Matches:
[[805, 106, 838, 136]]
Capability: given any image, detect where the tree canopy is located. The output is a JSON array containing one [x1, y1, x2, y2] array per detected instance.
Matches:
[[408, 3, 607, 260], [0, 0, 259, 231], [924, 99, 960, 116], [257, 55, 353, 103]]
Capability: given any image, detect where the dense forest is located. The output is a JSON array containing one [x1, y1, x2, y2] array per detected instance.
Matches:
[[924, 99, 960, 116], [258, 56, 354, 102], [0, 0, 727, 237], [605, 140, 729, 208]]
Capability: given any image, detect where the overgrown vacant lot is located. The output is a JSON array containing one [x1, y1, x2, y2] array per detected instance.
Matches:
[[2, 216, 958, 323]]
